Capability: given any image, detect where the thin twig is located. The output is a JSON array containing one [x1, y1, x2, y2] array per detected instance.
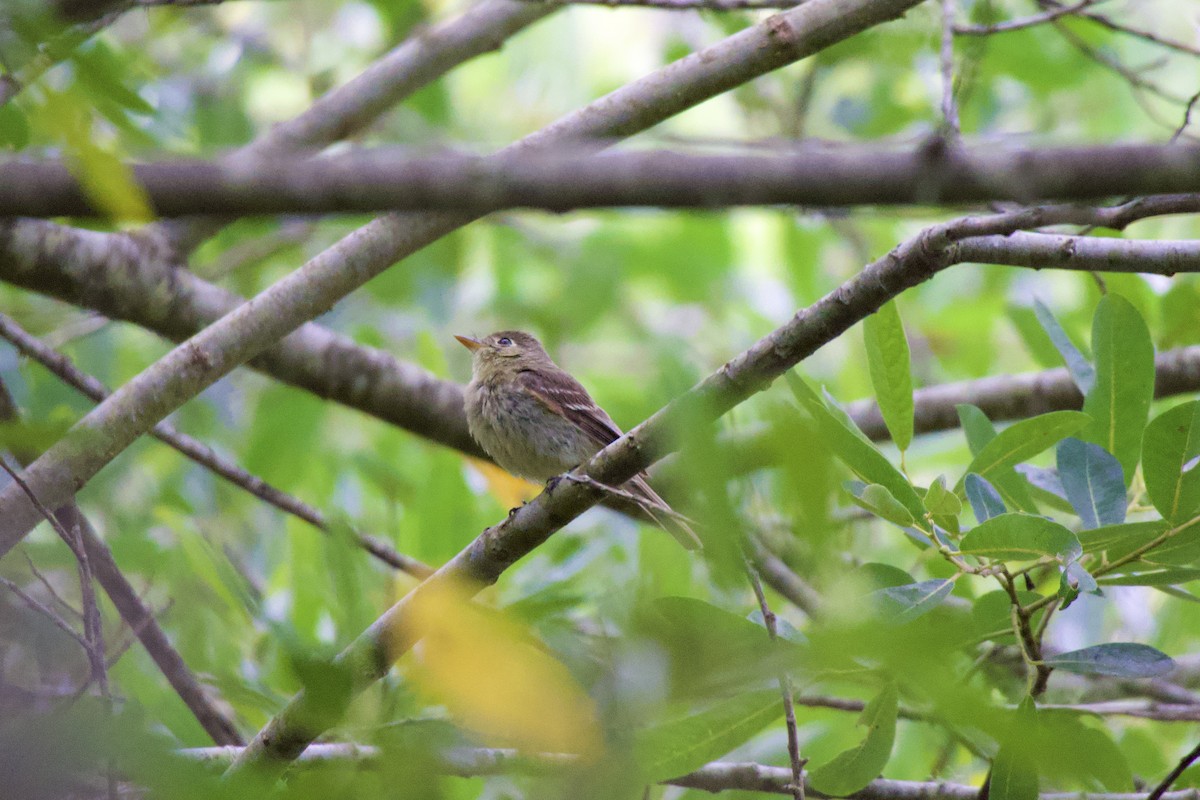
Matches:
[[939, 0, 959, 136], [746, 535, 821, 618], [954, 0, 1096, 35], [0, 574, 90, 650], [1148, 740, 1200, 800], [105, 598, 173, 670], [0, 457, 109, 693], [1052, 20, 1191, 106], [66, 514, 109, 696], [745, 556, 806, 800], [1074, 7, 1200, 60], [1173, 90, 1200, 142], [21, 549, 83, 620], [997, 570, 1050, 697]]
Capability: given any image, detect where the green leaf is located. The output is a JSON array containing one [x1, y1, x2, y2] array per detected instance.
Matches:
[[870, 579, 955, 624], [1138, 517, 1200, 566], [635, 690, 782, 781], [924, 475, 962, 517], [1154, 584, 1200, 603], [990, 698, 1039, 800], [1043, 643, 1175, 677], [863, 300, 913, 450], [0, 104, 30, 150], [845, 481, 915, 527], [1055, 438, 1126, 529], [960, 513, 1081, 563], [957, 403, 999, 453], [965, 473, 1006, 521], [44, 93, 152, 221], [285, 644, 354, 732], [957, 411, 1090, 495], [991, 744, 1039, 800], [1082, 295, 1154, 484], [1014, 465, 1074, 513], [859, 563, 916, 589], [1009, 303, 1067, 370], [972, 590, 1045, 642], [651, 597, 775, 654], [1040, 715, 1133, 792], [1077, 520, 1168, 555], [0, 418, 73, 457], [1142, 401, 1200, 523], [1098, 567, 1200, 586], [788, 373, 924, 519], [639, 597, 790, 698], [1058, 561, 1098, 609], [1033, 299, 1095, 394], [808, 683, 898, 796], [957, 406, 1038, 513]]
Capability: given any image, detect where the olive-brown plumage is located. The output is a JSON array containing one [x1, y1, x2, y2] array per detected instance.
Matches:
[[457, 330, 701, 550]]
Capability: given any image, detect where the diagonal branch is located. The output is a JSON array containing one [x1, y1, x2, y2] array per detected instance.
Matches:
[[0, 0, 929, 554]]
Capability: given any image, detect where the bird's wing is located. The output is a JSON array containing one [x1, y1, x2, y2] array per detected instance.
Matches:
[[517, 368, 623, 447], [518, 370, 703, 551]]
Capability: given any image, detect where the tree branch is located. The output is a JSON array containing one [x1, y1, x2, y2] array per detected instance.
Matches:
[[8, 143, 1200, 216], [953, 230, 1200, 273], [844, 343, 1200, 442], [1149, 741, 1200, 800]]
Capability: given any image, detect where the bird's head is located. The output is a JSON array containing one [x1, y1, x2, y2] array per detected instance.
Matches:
[[455, 330, 553, 373]]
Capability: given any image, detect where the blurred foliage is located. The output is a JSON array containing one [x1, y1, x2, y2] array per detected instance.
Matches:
[[3, 0, 1200, 798]]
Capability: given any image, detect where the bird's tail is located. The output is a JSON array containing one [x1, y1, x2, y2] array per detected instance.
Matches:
[[625, 475, 703, 551]]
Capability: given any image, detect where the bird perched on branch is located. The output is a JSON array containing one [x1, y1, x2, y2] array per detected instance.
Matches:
[[456, 330, 702, 551]]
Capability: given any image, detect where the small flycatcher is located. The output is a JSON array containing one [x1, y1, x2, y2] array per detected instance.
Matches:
[[457, 330, 701, 550]]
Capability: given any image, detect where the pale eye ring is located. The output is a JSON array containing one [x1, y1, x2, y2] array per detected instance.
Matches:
[[497, 336, 513, 347]]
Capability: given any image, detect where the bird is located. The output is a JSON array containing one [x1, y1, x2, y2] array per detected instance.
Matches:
[[456, 330, 702, 551]]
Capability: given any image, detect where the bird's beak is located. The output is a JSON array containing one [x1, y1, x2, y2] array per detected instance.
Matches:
[[455, 334, 484, 352]]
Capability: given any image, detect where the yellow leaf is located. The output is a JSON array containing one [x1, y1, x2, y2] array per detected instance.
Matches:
[[468, 457, 541, 509], [406, 578, 604, 760], [40, 88, 153, 222]]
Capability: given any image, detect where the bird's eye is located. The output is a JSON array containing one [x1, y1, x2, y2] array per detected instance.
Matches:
[[497, 337, 513, 347]]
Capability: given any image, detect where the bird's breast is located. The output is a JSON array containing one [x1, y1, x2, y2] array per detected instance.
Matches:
[[464, 378, 596, 482]]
